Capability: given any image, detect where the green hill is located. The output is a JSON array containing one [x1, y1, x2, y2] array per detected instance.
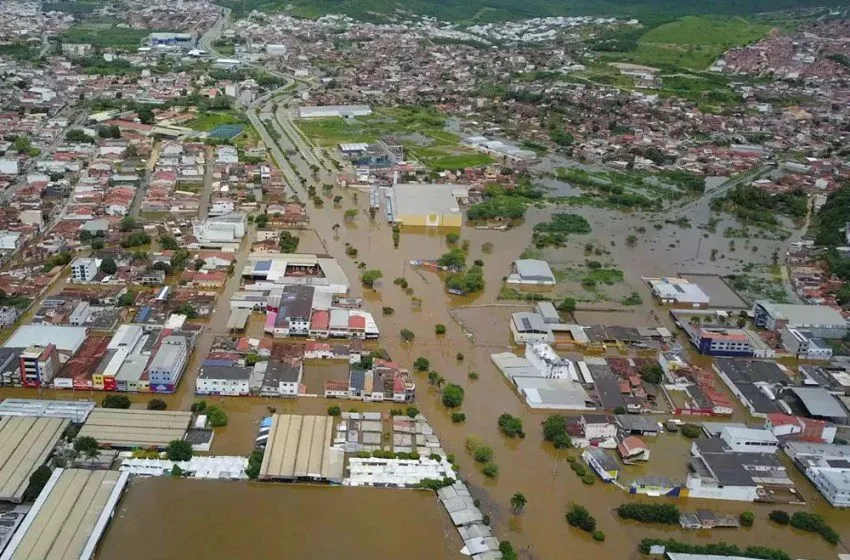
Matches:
[[218, 0, 844, 22]]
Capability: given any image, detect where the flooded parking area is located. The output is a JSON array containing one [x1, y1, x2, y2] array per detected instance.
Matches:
[[99, 478, 462, 560]]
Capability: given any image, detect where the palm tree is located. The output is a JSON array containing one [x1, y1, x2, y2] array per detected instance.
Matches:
[[510, 492, 527, 514]]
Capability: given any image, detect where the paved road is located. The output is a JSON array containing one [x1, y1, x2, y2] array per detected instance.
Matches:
[[198, 145, 216, 218]]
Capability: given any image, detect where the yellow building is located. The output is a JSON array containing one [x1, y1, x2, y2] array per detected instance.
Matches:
[[391, 183, 467, 228]]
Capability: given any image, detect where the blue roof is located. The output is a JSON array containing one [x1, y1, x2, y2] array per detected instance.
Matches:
[[208, 124, 244, 140], [255, 260, 272, 272], [133, 306, 151, 323]]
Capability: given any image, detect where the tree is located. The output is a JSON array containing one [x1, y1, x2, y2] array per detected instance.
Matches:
[[279, 231, 299, 252], [451, 412, 466, 423], [640, 362, 664, 385], [557, 297, 576, 313], [194, 259, 206, 271], [473, 445, 493, 463], [442, 384, 464, 408], [102, 394, 131, 409], [769, 510, 790, 525], [405, 406, 419, 418], [327, 405, 341, 416], [119, 216, 137, 232], [498, 413, 525, 438], [343, 208, 358, 221], [435, 324, 446, 335], [246, 450, 263, 479], [118, 292, 136, 307], [437, 248, 466, 269], [165, 439, 193, 461], [400, 328, 415, 343], [176, 303, 198, 319], [147, 398, 167, 410], [361, 269, 382, 287], [510, 491, 527, 514], [542, 415, 572, 449], [74, 436, 100, 466], [91, 238, 105, 250], [680, 423, 702, 439], [500, 541, 518, 560], [99, 257, 117, 275], [446, 232, 460, 245], [137, 107, 155, 125], [23, 465, 52, 501], [592, 530, 605, 542], [565, 504, 596, 533], [255, 214, 269, 228], [206, 406, 228, 427], [190, 400, 207, 413], [413, 357, 430, 371], [740, 511, 755, 527], [159, 235, 179, 250]]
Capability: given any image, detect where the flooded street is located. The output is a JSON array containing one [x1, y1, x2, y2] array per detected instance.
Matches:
[[4, 144, 847, 560]]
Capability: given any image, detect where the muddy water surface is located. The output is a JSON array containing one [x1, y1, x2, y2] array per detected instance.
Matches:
[[7, 172, 850, 560]]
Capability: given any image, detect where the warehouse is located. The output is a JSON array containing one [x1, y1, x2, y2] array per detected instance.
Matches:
[[0, 399, 94, 423], [259, 414, 344, 483], [78, 408, 192, 449], [752, 300, 848, 339], [506, 259, 557, 286], [0, 468, 128, 560], [297, 105, 372, 119], [389, 183, 468, 228], [0, 416, 69, 502]]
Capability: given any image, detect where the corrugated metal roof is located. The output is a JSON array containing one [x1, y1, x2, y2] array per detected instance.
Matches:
[[0, 416, 69, 502]]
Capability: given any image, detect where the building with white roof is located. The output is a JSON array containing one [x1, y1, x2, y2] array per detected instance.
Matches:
[[389, 183, 468, 228], [298, 105, 372, 119], [647, 277, 710, 308], [507, 259, 556, 285], [753, 300, 848, 339], [719, 426, 779, 454], [524, 342, 576, 379], [192, 212, 246, 249], [242, 253, 350, 295]]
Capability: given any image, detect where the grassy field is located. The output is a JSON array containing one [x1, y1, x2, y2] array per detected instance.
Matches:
[[60, 25, 162, 50], [297, 106, 493, 170], [186, 112, 246, 131], [604, 16, 772, 70]]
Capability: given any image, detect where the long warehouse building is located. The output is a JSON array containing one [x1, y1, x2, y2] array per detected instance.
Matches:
[[0, 468, 129, 560], [77, 408, 192, 449], [259, 414, 344, 483], [0, 416, 69, 503]]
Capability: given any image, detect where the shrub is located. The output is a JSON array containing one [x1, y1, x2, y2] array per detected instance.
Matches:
[[565, 504, 596, 533], [769, 510, 790, 525], [456, 352, 464, 361], [582, 474, 595, 485], [400, 328, 415, 342], [789, 511, 840, 544], [499, 541, 518, 560], [473, 445, 494, 464], [442, 384, 465, 408], [497, 413, 525, 438], [468, 371, 479, 380], [327, 405, 341, 416], [592, 530, 605, 542], [413, 357, 430, 371], [474, 259, 484, 266], [435, 324, 446, 335], [102, 394, 131, 409], [451, 412, 466, 423], [740, 511, 754, 527], [482, 462, 500, 478], [147, 398, 167, 410], [616, 503, 680, 525]]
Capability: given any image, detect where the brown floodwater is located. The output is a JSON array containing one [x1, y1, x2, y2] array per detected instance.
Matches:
[[98, 477, 463, 560], [6, 147, 850, 559]]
